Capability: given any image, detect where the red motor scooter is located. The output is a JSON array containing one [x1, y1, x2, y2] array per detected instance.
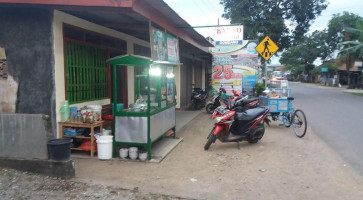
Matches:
[[204, 97, 270, 150], [226, 91, 260, 112]]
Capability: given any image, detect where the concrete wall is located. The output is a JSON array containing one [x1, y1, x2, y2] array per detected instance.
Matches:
[[0, 114, 52, 159], [0, 7, 55, 117]]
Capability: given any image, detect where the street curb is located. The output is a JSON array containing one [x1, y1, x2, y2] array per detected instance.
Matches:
[[0, 157, 75, 179]]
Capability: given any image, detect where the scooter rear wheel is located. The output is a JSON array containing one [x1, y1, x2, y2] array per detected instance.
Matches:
[[204, 134, 216, 150], [247, 125, 265, 144]]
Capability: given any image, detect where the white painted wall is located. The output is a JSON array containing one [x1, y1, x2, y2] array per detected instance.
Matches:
[[52, 10, 149, 136]]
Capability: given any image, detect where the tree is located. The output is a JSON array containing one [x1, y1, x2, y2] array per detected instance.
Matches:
[[220, 0, 328, 51], [279, 31, 326, 81], [325, 13, 363, 86], [338, 18, 363, 60], [337, 19, 363, 87], [323, 12, 363, 60]]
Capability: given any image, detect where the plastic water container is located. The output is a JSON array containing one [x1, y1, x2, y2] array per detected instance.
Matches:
[[59, 101, 70, 122], [96, 135, 113, 160], [69, 107, 77, 122]]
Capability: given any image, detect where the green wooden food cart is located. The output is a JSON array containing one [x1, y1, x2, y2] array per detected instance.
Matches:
[[107, 54, 177, 160]]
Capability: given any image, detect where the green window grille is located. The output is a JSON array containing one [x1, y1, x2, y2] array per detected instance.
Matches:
[[65, 41, 108, 104]]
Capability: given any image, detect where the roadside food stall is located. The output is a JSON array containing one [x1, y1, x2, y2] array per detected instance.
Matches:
[[107, 54, 177, 160]]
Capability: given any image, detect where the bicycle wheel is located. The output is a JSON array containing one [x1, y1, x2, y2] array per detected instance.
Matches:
[[292, 109, 307, 138], [282, 111, 293, 128]]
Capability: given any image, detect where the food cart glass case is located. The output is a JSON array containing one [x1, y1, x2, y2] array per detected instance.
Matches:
[[108, 55, 177, 160]]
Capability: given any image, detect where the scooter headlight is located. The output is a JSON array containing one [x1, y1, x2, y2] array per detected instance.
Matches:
[[213, 112, 234, 123], [213, 116, 224, 123]]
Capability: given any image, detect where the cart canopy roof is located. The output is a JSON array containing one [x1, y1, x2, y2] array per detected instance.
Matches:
[[107, 54, 152, 67], [107, 54, 182, 67]]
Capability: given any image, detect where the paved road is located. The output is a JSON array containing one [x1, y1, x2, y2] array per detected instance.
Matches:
[[289, 82, 363, 175]]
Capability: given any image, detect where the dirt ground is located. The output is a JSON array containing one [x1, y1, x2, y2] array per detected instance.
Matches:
[[73, 110, 363, 200], [2, 110, 363, 200]]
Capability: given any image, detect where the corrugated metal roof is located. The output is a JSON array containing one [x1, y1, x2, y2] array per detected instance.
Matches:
[[0, 0, 213, 49]]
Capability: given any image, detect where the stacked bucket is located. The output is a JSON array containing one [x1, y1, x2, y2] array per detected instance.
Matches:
[[96, 135, 113, 160]]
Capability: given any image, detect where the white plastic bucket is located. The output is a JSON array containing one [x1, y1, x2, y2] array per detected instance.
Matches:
[[119, 148, 128, 159], [102, 129, 112, 135], [138, 151, 148, 161], [99, 135, 113, 141], [96, 135, 113, 160], [129, 147, 138, 160]]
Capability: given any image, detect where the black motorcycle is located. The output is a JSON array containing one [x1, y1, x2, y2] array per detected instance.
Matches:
[[189, 88, 208, 110], [205, 87, 228, 114]]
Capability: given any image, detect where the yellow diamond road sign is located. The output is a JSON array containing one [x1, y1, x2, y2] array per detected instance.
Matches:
[[255, 36, 279, 61]]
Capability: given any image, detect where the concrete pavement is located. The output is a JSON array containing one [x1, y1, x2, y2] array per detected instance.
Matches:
[[73, 108, 363, 200]]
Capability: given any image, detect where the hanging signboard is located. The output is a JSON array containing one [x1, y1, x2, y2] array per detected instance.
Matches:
[[150, 26, 179, 63], [166, 34, 179, 63], [210, 25, 243, 45], [211, 40, 258, 96]]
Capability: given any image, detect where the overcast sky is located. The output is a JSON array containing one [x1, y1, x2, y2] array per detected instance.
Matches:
[[164, 0, 363, 64]]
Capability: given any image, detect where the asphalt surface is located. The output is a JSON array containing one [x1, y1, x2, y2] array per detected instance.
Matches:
[[289, 82, 363, 176]]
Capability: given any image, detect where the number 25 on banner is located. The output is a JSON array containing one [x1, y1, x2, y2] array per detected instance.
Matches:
[[213, 65, 232, 80]]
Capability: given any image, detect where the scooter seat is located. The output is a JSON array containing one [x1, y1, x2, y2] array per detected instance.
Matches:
[[234, 107, 268, 121], [243, 97, 259, 104]]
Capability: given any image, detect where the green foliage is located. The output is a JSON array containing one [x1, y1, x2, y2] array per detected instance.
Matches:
[[253, 83, 265, 97], [279, 31, 326, 74], [220, 0, 328, 51], [345, 92, 363, 97], [336, 17, 362, 86], [310, 67, 320, 75], [284, 64, 305, 76], [323, 12, 363, 60], [338, 18, 363, 60]]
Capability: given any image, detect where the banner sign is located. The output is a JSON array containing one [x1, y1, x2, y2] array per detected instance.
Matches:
[[167, 34, 179, 63], [150, 26, 179, 63], [211, 40, 258, 96], [210, 25, 243, 45], [242, 75, 258, 95]]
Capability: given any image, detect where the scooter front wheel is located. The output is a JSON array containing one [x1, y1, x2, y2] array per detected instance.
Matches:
[[204, 134, 217, 150], [206, 103, 215, 114]]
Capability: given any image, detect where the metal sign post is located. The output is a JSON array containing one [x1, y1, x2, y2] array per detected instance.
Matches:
[[255, 36, 279, 87]]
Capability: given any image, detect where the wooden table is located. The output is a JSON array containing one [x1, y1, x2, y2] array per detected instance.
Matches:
[[58, 121, 103, 157]]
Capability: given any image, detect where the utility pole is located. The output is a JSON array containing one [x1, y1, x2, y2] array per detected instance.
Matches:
[[264, 62, 267, 88]]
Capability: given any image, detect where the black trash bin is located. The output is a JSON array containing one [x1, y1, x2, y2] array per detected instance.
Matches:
[[47, 138, 73, 161]]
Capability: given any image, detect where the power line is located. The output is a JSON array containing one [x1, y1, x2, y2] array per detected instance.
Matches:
[[191, 0, 212, 20], [202, 0, 220, 15]]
